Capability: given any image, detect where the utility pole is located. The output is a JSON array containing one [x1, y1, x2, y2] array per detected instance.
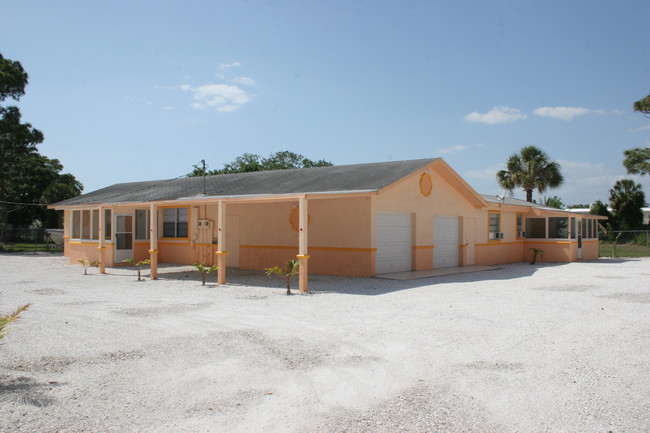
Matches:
[[200, 159, 206, 195]]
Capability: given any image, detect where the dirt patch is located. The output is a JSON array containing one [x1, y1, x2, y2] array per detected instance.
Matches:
[[599, 292, 650, 304], [26, 288, 65, 295]]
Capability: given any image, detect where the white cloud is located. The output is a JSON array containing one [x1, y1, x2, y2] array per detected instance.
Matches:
[[629, 124, 650, 132], [533, 106, 590, 121], [438, 145, 469, 155], [181, 83, 251, 112], [232, 76, 256, 86], [464, 106, 527, 124], [162, 106, 173, 110], [464, 163, 505, 181], [219, 61, 241, 69]]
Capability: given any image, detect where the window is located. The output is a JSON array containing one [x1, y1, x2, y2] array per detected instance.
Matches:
[[71, 208, 111, 241], [516, 213, 524, 238], [571, 218, 576, 239], [581, 219, 587, 239], [81, 210, 91, 239], [162, 208, 188, 238], [135, 209, 150, 240], [526, 218, 546, 239], [92, 210, 99, 240], [105, 209, 112, 240], [548, 217, 569, 238], [592, 219, 598, 239], [72, 210, 81, 239], [488, 212, 501, 240]]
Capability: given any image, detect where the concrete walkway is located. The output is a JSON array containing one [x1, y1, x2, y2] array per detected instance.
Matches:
[[375, 264, 501, 280]]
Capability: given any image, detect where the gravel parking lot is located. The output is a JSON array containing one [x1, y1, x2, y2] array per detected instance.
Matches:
[[1, 254, 649, 432]]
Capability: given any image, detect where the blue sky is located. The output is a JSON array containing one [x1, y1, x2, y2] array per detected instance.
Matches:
[[2, 0, 649, 205]]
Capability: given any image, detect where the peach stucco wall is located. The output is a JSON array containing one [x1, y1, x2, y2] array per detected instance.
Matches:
[[61, 162, 604, 277], [374, 164, 483, 271], [231, 197, 374, 276]]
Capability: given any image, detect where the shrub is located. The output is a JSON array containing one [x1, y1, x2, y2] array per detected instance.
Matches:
[[529, 248, 544, 265], [265, 259, 300, 295], [193, 263, 218, 286], [78, 258, 100, 275], [122, 259, 151, 281]]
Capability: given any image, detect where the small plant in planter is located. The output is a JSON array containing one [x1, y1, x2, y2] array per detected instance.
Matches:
[[265, 259, 300, 295], [122, 259, 151, 281], [529, 248, 544, 265], [193, 263, 218, 286], [78, 258, 100, 275]]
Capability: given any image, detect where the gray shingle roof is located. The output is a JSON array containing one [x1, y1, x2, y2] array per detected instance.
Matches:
[[55, 158, 439, 206]]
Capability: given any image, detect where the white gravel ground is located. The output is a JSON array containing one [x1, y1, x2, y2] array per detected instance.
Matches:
[[0, 253, 648, 433]]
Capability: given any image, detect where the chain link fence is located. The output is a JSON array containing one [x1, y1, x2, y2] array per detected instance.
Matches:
[[600, 230, 650, 257], [0, 227, 63, 253]]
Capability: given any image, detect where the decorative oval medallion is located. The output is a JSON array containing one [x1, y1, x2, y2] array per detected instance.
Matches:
[[419, 172, 433, 197]]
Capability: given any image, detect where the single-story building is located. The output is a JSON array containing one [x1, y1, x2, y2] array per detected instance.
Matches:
[[52, 158, 605, 291]]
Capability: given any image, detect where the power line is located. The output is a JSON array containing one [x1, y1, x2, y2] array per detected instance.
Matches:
[[0, 200, 50, 206]]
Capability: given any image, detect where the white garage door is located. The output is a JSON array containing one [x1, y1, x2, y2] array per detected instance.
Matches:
[[375, 212, 412, 274], [434, 216, 459, 268]]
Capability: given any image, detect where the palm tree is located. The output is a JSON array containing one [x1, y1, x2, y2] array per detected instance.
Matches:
[[609, 179, 645, 229], [265, 259, 300, 295], [497, 145, 564, 202]]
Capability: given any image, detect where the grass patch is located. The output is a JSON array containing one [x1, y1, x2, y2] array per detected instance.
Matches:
[[0, 242, 60, 253], [599, 242, 650, 258]]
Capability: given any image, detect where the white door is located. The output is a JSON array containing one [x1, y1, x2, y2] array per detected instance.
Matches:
[[434, 216, 459, 268], [577, 219, 583, 259], [375, 212, 412, 274], [114, 214, 133, 263], [465, 217, 475, 266]]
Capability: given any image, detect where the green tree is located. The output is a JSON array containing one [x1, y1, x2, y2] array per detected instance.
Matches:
[[623, 147, 650, 176], [187, 150, 332, 177], [497, 145, 564, 202], [609, 179, 646, 230], [633, 94, 650, 116], [540, 196, 564, 209], [5, 153, 82, 227], [261, 150, 331, 170], [0, 53, 81, 230], [589, 200, 614, 240], [0, 54, 28, 100], [222, 152, 263, 174], [590, 200, 612, 218]]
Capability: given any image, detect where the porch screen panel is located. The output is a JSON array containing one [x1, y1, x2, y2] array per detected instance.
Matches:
[[526, 218, 546, 239], [72, 210, 81, 239], [135, 210, 149, 240], [571, 218, 576, 239], [549, 217, 568, 238], [105, 209, 112, 240], [92, 210, 99, 240], [81, 210, 91, 239]]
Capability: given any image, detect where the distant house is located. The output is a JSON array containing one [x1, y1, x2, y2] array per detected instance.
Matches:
[[566, 206, 650, 225], [52, 158, 605, 291]]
